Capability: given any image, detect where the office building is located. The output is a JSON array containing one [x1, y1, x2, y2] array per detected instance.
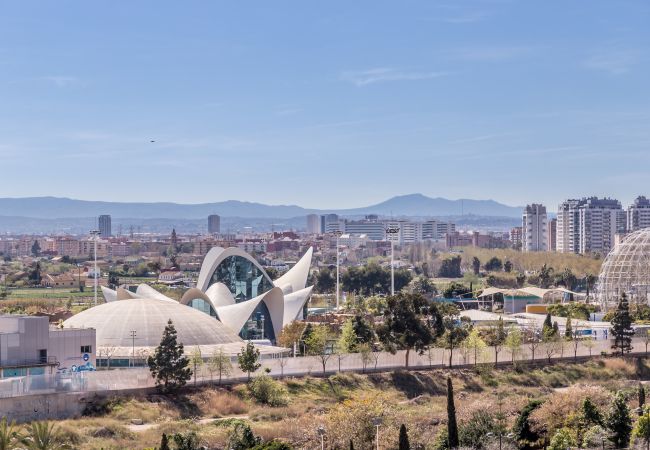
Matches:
[[627, 196, 650, 232], [557, 197, 624, 255], [343, 217, 385, 241], [522, 204, 548, 252], [320, 214, 342, 234], [98, 215, 111, 238], [306, 214, 320, 234], [208, 214, 221, 234]]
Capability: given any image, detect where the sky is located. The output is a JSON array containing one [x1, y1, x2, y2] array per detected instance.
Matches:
[[1, 1, 649, 210]]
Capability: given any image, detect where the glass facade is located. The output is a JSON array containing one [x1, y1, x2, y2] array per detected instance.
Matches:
[[240, 301, 275, 341], [188, 298, 218, 318], [209, 255, 273, 302]]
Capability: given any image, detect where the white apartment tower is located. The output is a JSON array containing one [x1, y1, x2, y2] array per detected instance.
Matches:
[[306, 214, 321, 234], [557, 197, 624, 255], [522, 204, 548, 252], [627, 196, 650, 232]]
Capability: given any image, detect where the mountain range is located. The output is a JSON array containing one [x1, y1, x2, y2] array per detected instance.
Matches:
[[0, 194, 522, 220]]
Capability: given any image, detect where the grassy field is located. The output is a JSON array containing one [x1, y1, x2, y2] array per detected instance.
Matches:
[[19, 357, 650, 449], [6, 288, 92, 299]]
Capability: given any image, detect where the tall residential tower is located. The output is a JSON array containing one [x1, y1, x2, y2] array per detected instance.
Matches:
[[522, 204, 548, 252]]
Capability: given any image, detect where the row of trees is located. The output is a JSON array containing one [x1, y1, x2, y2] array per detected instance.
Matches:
[[313, 263, 413, 295]]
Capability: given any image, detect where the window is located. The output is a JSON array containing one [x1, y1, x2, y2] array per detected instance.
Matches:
[[209, 255, 273, 302], [38, 349, 47, 363], [81, 345, 92, 353]]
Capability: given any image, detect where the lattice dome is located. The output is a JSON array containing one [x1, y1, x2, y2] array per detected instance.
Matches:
[[596, 228, 650, 307]]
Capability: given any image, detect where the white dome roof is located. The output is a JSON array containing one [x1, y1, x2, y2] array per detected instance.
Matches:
[[597, 228, 650, 306], [63, 298, 243, 347]]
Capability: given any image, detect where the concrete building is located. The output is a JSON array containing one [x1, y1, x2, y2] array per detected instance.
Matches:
[[208, 214, 221, 234], [522, 204, 548, 252], [0, 315, 96, 377], [98, 215, 111, 238], [305, 214, 320, 234], [320, 214, 342, 234], [627, 196, 650, 232], [509, 227, 523, 249], [344, 217, 386, 241], [557, 197, 624, 255], [547, 218, 557, 251]]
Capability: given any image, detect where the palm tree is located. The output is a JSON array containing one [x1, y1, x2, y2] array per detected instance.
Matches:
[[0, 417, 18, 450], [20, 422, 70, 450]]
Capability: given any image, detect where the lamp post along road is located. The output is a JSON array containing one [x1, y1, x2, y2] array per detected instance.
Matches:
[[385, 227, 400, 296], [333, 230, 343, 310], [372, 417, 382, 450], [90, 230, 100, 305]]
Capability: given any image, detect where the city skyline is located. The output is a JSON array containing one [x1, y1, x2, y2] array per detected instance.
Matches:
[[1, 1, 649, 208]]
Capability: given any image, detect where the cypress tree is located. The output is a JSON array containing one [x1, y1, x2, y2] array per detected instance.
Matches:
[[147, 320, 191, 393], [513, 399, 544, 450], [542, 313, 552, 332], [611, 293, 634, 355], [399, 424, 410, 450], [160, 433, 170, 450], [565, 315, 573, 339], [447, 376, 459, 449], [640, 383, 646, 414], [349, 439, 354, 450], [552, 321, 559, 337], [606, 391, 632, 448]]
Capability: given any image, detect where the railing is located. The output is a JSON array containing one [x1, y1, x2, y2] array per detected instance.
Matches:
[[0, 338, 647, 399]]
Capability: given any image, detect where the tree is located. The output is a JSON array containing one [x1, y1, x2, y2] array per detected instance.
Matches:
[[338, 319, 358, 353], [606, 391, 632, 449], [447, 377, 459, 449], [463, 328, 486, 366], [31, 240, 41, 257], [641, 383, 647, 413], [159, 433, 170, 450], [503, 260, 513, 273], [582, 397, 603, 427], [484, 317, 507, 366], [208, 348, 232, 384], [305, 324, 334, 375], [227, 422, 262, 450], [512, 399, 544, 450], [376, 293, 436, 368], [277, 321, 306, 352], [352, 314, 374, 345], [238, 341, 261, 381], [358, 342, 373, 373], [472, 257, 481, 276], [0, 417, 18, 450], [484, 257, 503, 272], [147, 320, 191, 393], [611, 292, 634, 356], [564, 315, 573, 339], [542, 313, 553, 336], [524, 323, 541, 361], [504, 327, 522, 365], [20, 421, 69, 450], [399, 424, 410, 450], [438, 315, 470, 368], [438, 255, 462, 278], [538, 264, 554, 288], [314, 268, 336, 293], [634, 407, 650, 450], [409, 275, 437, 298], [190, 347, 203, 386]]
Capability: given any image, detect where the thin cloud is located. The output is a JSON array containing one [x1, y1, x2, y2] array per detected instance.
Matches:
[[40, 76, 80, 87], [340, 68, 448, 86], [583, 49, 640, 75]]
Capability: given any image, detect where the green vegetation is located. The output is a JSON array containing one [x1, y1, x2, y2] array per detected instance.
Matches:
[[147, 320, 192, 393]]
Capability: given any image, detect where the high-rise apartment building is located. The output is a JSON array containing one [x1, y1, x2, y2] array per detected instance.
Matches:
[[208, 214, 221, 234], [627, 196, 650, 232], [98, 215, 111, 238], [509, 226, 523, 249], [522, 204, 548, 252], [557, 197, 624, 255], [547, 218, 557, 251], [306, 214, 321, 234]]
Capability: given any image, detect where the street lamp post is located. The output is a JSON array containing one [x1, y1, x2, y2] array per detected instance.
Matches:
[[385, 227, 400, 296], [317, 425, 326, 450], [90, 230, 100, 305], [129, 330, 137, 368], [332, 230, 343, 310], [372, 417, 382, 450]]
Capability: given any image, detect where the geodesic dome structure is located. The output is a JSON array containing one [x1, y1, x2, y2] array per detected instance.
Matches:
[[596, 228, 650, 308]]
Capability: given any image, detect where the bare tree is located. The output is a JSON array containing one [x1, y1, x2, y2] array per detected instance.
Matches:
[[98, 345, 117, 369]]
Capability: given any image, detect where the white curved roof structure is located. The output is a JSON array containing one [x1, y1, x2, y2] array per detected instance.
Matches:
[[89, 246, 314, 344], [63, 298, 243, 347], [273, 247, 313, 294]]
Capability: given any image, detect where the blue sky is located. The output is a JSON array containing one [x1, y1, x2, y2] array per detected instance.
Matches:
[[1, 1, 649, 210]]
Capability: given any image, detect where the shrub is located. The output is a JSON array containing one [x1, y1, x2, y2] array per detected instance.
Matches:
[[459, 409, 498, 449], [248, 375, 289, 407], [548, 427, 577, 450]]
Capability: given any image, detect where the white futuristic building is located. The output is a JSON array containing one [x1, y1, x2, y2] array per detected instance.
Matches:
[[87, 246, 314, 343]]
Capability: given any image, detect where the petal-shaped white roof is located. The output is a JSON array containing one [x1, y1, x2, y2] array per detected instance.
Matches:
[[196, 246, 273, 292], [205, 282, 236, 307], [273, 247, 313, 294], [101, 286, 118, 302], [214, 287, 285, 338], [136, 283, 177, 302], [283, 286, 313, 324]]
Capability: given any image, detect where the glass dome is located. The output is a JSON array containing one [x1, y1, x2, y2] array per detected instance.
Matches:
[[596, 228, 650, 308]]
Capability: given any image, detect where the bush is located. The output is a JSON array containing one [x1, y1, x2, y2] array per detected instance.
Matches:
[[548, 428, 577, 450], [459, 409, 498, 449], [248, 375, 289, 407]]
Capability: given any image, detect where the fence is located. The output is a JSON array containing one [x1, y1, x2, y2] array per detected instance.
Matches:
[[0, 338, 646, 399]]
